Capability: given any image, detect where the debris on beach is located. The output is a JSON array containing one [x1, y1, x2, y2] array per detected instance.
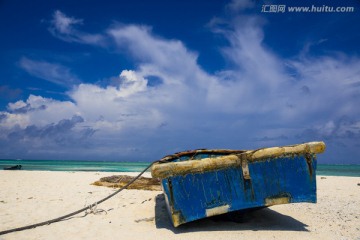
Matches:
[[134, 216, 155, 223], [92, 175, 161, 191]]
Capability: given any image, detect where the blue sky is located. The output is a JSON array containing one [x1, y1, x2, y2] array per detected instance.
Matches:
[[0, 0, 359, 163]]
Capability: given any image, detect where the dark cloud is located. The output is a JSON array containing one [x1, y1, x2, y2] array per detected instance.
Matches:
[[0, 113, 6, 122], [8, 104, 47, 114], [7, 115, 96, 147], [301, 85, 311, 95], [297, 117, 360, 142], [349, 81, 360, 88]]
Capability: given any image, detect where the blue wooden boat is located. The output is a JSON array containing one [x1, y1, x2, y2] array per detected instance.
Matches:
[[151, 141, 326, 227]]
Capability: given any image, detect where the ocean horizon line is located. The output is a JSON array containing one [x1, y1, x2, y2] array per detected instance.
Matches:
[[1, 159, 359, 177]]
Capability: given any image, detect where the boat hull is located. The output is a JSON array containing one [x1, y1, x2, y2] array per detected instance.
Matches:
[[161, 154, 316, 226], [152, 142, 325, 227]]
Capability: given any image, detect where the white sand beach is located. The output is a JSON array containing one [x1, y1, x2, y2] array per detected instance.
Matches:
[[0, 171, 359, 240]]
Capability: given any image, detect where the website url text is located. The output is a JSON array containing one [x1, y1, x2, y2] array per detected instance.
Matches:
[[261, 5, 355, 13]]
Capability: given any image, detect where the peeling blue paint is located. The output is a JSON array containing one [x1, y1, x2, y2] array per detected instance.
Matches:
[[160, 154, 317, 227]]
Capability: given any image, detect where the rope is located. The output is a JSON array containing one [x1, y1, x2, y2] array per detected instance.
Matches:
[[0, 161, 155, 236]]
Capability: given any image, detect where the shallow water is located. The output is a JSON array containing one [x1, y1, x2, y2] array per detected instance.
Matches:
[[0, 159, 359, 177]]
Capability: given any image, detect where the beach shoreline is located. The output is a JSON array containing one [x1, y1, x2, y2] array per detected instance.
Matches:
[[0, 171, 359, 240]]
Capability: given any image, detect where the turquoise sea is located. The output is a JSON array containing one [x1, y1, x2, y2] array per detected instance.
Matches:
[[0, 159, 359, 177], [0, 159, 150, 172]]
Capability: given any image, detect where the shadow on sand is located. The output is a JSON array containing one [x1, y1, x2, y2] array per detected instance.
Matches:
[[154, 194, 309, 234]]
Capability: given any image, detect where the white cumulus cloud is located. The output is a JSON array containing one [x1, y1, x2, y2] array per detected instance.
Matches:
[[1, 8, 359, 163]]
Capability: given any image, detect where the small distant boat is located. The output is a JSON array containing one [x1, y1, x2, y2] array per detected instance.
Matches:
[[3, 165, 22, 170], [151, 141, 326, 227]]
